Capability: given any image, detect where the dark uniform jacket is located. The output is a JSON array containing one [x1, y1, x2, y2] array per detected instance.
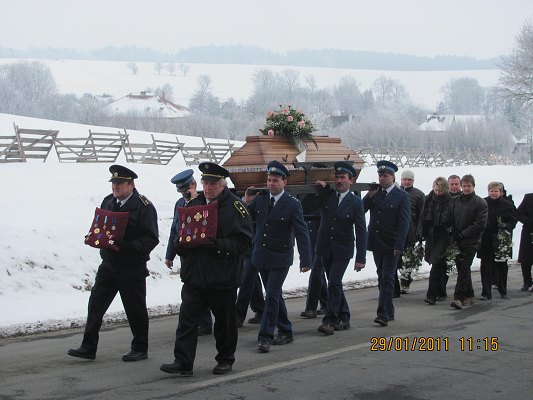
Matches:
[[477, 196, 517, 260], [249, 191, 312, 269], [517, 193, 533, 265], [403, 186, 425, 245], [314, 187, 367, 263], [176, 187, 253, 288], [444, 192, 488, 252], [364, 186, 411, 254], [98, 189, 159, 280], [421, 190, 453, 264]]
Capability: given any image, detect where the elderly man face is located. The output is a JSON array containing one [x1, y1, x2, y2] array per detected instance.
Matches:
[[202, 179, 225, 201]]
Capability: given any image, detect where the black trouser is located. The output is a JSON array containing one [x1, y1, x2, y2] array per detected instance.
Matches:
[[521, 264, 532, 287], [304, 255, 328, 311], [426, 263, 447, 299], [453, 249, 476, 301], [481, 258, 509, 297], [173, 284, 238, 369], [236, 258, 265, 322], [82, 275, 148, 353]]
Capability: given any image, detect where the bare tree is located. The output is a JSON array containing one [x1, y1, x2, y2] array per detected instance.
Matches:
[[179, 63, 191, 76], [167, 62, 176, 76], [154, 62, 164, 75], [441, 77, 484, 114], [498, 20, 533, 108], [304, 74, 317, 93], [127, 62, 139, 75], [280, 69, 300, 102]]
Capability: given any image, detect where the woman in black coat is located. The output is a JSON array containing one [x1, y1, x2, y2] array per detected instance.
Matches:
[[421, 177, 453, 304], [517, 193, 533, 291], [477, 182, 517, 299]]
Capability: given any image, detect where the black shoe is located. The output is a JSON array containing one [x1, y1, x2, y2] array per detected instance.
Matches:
[[479, 296, 491, 301], [317, 323, 335, 335], [520, 284, 531, 291], [374, 316, 388, 326], [67, 347, 96, 360], [334, 320, 350, 331], [299, 309, 318, 319], [424, 297, 436, 305], [257, 340, 271, 353], [213, 362, 232, 375], [247, 312, 262, 324], [393, 293, 401, 298], [435, 295, 447, 302], [272, 332, 294, 345], [198, 326, 212, 336], [236, 319, 244, 328], [160, 362, 193, 376], [500, 294, 508, 299], [317, 308, 327, 315], [122, 350, 147, 362]]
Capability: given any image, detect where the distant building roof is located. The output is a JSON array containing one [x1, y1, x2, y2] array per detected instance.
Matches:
[[418, 114, 486, 132], [106, 92, 191, 118]]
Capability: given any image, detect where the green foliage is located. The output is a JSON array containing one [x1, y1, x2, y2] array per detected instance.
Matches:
[[259, 105, 317, 149]]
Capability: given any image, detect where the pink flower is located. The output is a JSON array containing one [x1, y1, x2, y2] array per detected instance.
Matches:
[[267, 129, 275, 136], [267, 111, 274, 117], [298, 120, 305, 128], [287, 116, 294, 122], [283, 109, 290, 115]]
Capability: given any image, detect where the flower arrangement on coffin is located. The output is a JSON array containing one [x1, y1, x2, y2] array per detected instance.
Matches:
[[444, 241, 460, 276], [400, 241, 424, 279], [259, 105, 317, 150]]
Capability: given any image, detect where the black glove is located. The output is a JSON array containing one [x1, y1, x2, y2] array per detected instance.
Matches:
[[452, 229, 464, 242]]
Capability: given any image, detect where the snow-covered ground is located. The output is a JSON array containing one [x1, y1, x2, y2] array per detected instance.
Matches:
[[0, 58, 501, 110], [1, 112, 529, 338]]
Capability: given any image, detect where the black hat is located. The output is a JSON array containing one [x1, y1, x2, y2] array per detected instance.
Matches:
[[267, 160, 290, 178], [199, 162, 229, 182], [376, 160, 398, 175], [171, 169, 195, 190], [333, 161, 356, 177], [109, 164, 138, 182]]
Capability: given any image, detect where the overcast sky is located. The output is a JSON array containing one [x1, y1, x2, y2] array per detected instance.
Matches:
[[2, 0, 532, 59]]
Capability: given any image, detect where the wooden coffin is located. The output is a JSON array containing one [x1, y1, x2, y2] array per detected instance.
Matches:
[[223, 135, 365, 193]]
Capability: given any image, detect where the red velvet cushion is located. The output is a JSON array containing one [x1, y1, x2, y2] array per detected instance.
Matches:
[[177, 202, 218, 247], [85, 207, 129, 251]]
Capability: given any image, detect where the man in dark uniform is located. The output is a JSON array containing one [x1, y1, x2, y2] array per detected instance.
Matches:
[[160, 162, 253, 376], [313, 162, 367, 335], [364, 160, 411, 327], [68, 164, 159, 361], [244, 160, 312, 353], [164, 169, 213, 336], [517, 193, 533, 291]]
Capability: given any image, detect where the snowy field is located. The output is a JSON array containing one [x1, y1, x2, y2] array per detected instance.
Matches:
[[1, 112, 530, 337], [0, 58, 501, 110]]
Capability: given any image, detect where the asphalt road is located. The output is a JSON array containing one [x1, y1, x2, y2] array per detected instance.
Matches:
[[1, 266, 532, 400]]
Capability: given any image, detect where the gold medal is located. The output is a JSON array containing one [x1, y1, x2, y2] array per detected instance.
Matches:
[[94, 228, 100, 234], [95, 240, 100, 246], [179, 237, 182, 242], [194, 212, 202, 221], [186, 236, 191, 242], [200, 233, 206, 239], [106, 231, 110, 235]]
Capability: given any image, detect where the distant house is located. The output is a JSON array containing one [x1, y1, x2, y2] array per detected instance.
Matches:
[[105, 92, 191, 118], [417, 114, 487, 132]]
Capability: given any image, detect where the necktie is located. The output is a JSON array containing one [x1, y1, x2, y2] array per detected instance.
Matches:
[[114, 199, 121, 211], [381, 189, 387, 200], [337, 192, 341, 205], [268, 197, 275, 214]]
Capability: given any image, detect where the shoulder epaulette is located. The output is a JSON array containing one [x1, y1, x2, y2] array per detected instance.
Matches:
[[139, 194, 152, 206], [234, 200, 249, 218]]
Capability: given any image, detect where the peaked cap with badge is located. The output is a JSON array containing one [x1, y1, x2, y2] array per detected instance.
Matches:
[[109, 164, 138, 182], [199, 162, 229, 182], [266, 160, 290, 178], [333, 161, 356, 177], [376, 160, 398, 175], [171, 169, 195, 190]]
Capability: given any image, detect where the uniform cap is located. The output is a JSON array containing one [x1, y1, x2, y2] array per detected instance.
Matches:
[[199, 162, 229, 182], [267, 160, 290, 178], [376, 160, 398, 175], [333, 161, 356, 177], [109, 164, 138, 182], [171, 169, 195, 189]]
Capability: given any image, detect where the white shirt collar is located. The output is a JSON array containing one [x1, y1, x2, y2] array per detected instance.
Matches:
[[270, 190, 284, 205]]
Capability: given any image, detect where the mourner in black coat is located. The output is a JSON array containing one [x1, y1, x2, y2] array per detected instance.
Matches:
[[517, 193, 533, 291], [476, 182, 517, 299], [68, 165, 159, 362]]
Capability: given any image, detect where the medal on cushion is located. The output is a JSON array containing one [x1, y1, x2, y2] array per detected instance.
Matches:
[[111, 216, 117, 231], [194, 212, 202, 222], [94, 214, 100, 228], [103, 215, 108, 230]]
